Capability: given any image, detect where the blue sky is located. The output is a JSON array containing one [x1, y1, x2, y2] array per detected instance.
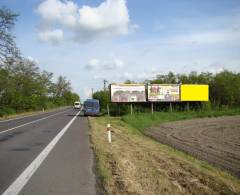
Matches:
[[1, 0, 240, 99]]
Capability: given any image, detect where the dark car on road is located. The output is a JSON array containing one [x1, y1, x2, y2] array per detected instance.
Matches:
[[83, 99, 100, 116]]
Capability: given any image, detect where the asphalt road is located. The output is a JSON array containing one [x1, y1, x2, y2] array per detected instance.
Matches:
[[0, 108, 96, 195]]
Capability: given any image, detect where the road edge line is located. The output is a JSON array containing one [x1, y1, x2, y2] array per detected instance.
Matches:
[[2, 110, 81, 195]]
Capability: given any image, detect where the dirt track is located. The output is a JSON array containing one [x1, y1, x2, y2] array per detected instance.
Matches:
[[146, 115, 240, 178]]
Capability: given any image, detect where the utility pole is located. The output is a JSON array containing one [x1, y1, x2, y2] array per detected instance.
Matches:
[[103, 80, 108, 91], [91, 88, 94, 98]]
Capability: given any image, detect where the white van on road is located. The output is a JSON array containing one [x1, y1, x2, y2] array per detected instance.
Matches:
[[74, 101, 81, 109]]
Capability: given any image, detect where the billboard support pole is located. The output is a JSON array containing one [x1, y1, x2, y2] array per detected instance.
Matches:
[[118, 104, 120, 116], [187, 102, 190, 112], [107, 104, 110, 118], [151, 103, 154, 114], [130, 103, 133, 115], [170, 102, 173, 112]]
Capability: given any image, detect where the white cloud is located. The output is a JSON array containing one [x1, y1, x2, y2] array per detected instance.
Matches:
[[93, 71, 154, 82], [78, 0, 129, 34], [36, 0, 134, 43], [102, 59, 124, 69], [207, 62, 226, 73], [85, 59, 100, 70], [38, 29, 64, 45], [37, 0, 78, 27], [232, 25, 240, 32], [120, 71, 154, 81], [121, 71, 133, 80], [169, 30, 240, 45], [93, 74, 106, 80], [85, 58, 124, 70], [83, 87, 92, 99], [27, 56, 39, 64]]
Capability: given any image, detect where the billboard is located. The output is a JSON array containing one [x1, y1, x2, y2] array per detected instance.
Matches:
[[181, 84, 209, 101], [111, 84, 146, 102], [148, 84, 180, 102]]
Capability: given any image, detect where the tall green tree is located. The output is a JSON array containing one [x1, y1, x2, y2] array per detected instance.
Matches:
[[0, 7, 19, 65]]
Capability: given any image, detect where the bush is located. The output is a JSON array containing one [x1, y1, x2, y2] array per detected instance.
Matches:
[[0, 107, 16, 117]]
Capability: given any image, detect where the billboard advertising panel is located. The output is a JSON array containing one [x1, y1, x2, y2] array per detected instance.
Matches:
[[148, 84, 180, 102], [181, 84, 209, 101], [111, 84, 146, 102]]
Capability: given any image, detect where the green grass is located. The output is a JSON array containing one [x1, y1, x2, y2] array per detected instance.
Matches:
[[0, 106, 69, 121], [122, 109, 240, 132], [89, 116, 240, 194]]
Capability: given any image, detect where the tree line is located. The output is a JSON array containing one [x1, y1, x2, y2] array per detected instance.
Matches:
[[93, 70, 240, 115], [0, 7, 79, 116]]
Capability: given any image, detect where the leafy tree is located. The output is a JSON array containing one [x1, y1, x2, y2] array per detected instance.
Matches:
[[211, 70, 240, 107], [152, 72, 177, 84], [124, 80, 136, 84], [0, 7, 80, 116], [53, 76, 71, 97], [0, 7, 19, 65], [93, 90, 109, 112]]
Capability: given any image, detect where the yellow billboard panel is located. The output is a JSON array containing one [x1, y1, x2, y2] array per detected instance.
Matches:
[[181, 85, 209, 101]]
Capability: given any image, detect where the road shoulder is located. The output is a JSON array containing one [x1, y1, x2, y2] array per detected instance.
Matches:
[[19, 116, 96, 195]]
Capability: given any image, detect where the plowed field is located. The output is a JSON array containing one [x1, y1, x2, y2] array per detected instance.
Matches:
[[146, 115, 240, 178]]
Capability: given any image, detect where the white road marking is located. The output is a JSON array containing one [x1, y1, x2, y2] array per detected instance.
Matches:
[[0, 109, 70, 135], [2, 109, 81, 195]]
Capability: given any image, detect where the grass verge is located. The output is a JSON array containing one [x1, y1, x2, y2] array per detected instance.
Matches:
[[89, 116, 240, 195], [122, 109, 240, 132], [0, 106, 69, 121]]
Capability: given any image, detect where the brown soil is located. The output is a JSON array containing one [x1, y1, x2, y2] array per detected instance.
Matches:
[[146, 115, 240, 178]]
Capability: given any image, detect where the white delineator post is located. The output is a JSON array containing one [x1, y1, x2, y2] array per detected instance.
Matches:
[[107, 123, 111, 143]]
